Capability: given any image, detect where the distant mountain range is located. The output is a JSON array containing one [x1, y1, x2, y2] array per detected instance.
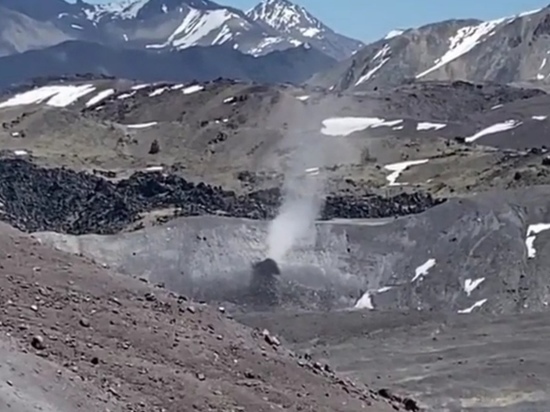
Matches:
[[309, 6, 550, 91], [0, 0, 363, 60], [0, 0, 364, 88], [6, 0, 550, 93]]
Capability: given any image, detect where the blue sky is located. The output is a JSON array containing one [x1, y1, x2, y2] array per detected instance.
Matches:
[[89, 0, 550, 42]]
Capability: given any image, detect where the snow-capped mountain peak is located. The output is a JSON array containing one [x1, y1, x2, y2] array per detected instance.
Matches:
[[1, 0, 362, 60], [82, 0, 149, 21], [246, 0, 323, 38], [245, 0, 364, 60]]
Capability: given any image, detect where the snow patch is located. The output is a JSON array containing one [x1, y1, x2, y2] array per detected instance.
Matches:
[[223, 96, 236, 104], [85, 89, 115, 107], [464, 120, 521, 143], [458, 299, 487, 314], [411, 258, 436, 282], [149, 87, 167, 97], [532, 115, 547, 121], [13, 150, 28, 156], [150, 9, 238, 50], [117, 92, 136, 99], [355, 57, 390, 85], [300, 27, 320, 37], [525, 223, 550, 258], [131, 84, 149, 90], [71, 24, 83, 30], [0, 85, 96, 109], [353, 285, 394, 310], [145, 166, 164, 172], [304, 167, 319, 176], [372, 44, 390, 60], [356, 44, 392, 85], [182, 84, 204, 94], [47, 85, 96, 107], [354, 292, 373, 310], [321, 117, 403, 136], [518, 8, 542, 18], [384, 159, 429, 186], [416, 18, 505, 78], [248, 36, 286, 55], [126, 122, 158, 129], [296, 95, 310, 101], [464, 278, 485, 296], [417, 122, 446, 131]]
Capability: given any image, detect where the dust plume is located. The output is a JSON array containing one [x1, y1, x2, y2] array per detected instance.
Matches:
[[266, 134, 326, 262]]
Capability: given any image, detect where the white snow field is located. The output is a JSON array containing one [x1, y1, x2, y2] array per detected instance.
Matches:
[[321, 116, 403, 136], [0, 85, 96, 109], [384, 159, 430, 186]]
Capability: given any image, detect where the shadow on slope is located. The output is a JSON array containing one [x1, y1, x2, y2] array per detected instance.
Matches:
[[0, 40, 337, 90]]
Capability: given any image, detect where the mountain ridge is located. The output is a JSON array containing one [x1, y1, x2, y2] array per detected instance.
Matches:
[[309, 6, 550, 91], [0, 39, 336, 91], [0, 0, 363, 60]]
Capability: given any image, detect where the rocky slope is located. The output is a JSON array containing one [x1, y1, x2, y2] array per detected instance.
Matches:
[[0, 221, 407, 412], [309, 6, 550, 91], [4, 76, 550, 286], [0, 0, 362, 60], [2, 77, 550, 196], [5, 78, 550, 319], [1, 59, 550, 412], [34, 184, 550, 317], [240, 310, 550, 411]]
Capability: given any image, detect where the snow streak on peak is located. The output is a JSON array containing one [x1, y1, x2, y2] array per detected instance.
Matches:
[[147, 8, 245, 49], [414, 7, 548, 79], [416, 17, 507, 79]]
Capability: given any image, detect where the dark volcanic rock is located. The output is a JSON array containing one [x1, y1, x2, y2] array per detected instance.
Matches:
[[323, 192, 443, 220], [0, 159, 444, 234]]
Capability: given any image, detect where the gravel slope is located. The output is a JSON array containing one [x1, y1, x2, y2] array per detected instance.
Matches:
[[238, 310, 550, 411], [0, 222, 406, 412]]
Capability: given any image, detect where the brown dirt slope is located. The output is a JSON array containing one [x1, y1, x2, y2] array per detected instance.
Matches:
[[0, 223, 405, 412]]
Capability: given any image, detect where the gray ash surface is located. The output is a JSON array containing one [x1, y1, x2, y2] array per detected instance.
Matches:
[[0, 158, 444, 234]]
